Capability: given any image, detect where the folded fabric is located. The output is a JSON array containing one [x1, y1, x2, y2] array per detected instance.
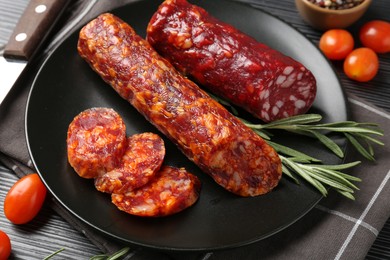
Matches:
[[0, 0, 389, 259]]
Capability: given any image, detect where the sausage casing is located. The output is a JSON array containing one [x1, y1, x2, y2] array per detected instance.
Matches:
[[77, 13, 282, 196], [147, 0, 317, 122]]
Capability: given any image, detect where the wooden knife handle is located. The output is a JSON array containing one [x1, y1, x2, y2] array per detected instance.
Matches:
[[4, 0, 71, 61]]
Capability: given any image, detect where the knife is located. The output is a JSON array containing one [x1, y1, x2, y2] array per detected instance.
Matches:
[[0, 0, 72, 105]]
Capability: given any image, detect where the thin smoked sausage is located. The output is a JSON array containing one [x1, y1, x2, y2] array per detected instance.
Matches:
[[77, 13, 282, 196], [146, 0, 317, 122]]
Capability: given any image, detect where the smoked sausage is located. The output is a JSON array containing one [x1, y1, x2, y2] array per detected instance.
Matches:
[[77, 13, 282, 196], [147, 0, 317, 122]]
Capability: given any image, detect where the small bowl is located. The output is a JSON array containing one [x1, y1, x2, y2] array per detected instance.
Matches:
[[295, 0, 372, 31]]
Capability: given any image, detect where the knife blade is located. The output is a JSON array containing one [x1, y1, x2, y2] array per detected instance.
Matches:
[[0, 0, 72, 105]]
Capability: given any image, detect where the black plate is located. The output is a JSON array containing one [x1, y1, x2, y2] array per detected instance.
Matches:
[[26, 0, 348, 252]]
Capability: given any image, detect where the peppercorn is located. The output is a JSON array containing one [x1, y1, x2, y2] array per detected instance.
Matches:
[[306, 0, 365, 10]]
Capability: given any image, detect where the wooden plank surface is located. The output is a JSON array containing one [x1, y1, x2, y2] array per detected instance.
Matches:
[[0, 165, 101, 259]]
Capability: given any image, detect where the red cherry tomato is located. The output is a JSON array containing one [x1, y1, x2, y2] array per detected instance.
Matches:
[[343, 47, 379, 82], [4, 173, 47, 224], [319, 29, 354, 60], [0, 230, 11, 260], [359, 20, 390, 53]]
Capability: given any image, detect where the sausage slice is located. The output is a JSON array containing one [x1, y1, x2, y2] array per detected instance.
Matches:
[[67, 107, 127, 179], [95, 133, 165, 194], [111, 166, 201, 217]]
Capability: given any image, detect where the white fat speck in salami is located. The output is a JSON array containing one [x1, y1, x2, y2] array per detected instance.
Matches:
[[283, 66, 294, 75], [295, 100, 306, 109], [272, 106, 279, 116], [276, 75, 286, 85]]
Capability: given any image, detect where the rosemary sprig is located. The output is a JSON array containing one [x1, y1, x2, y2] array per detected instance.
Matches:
[[282, 155, 361, 200], [44, 248, 66, 259], [268, 140, 361, 199], [243, 114, 384, 161], [254, 114, 383, 199]]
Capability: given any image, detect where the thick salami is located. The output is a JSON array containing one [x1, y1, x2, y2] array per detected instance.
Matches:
[[94, 132, 165, 194], [146, 0, 317, 122], [67, 107, 127, 179], [77, 13, 282, 196], [111, 166, 201, 217]]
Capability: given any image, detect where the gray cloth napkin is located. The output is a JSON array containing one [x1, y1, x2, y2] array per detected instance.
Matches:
[[1, 0, 389, 259]]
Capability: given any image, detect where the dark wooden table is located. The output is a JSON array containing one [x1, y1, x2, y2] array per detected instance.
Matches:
[[0, 0, 389, 259]]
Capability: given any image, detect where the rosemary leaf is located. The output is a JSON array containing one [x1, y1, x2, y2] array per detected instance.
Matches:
[[318, 121, 379, 128], [367, 141, 375, 157], [353, 132, 385, 146], [43, 248, 65, 260], [325, 168, 362, 182], [355, 122, 383, 128], [252, 129, 271, 140], [267, 140, 321, 163], [262, 114, 323, 127], [313, 161, 361, 171], [107, 247, 130, 260], [337, 190, 356, 200], [282, 164, 300, 184], [307, 130, 344, 158], [315, 121, 360, 127], [345, 133, 376, 161], [305, 126, 383, 135]]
